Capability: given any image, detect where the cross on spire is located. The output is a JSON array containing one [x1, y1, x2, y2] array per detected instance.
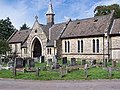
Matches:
[[35, 15, 38, 21]]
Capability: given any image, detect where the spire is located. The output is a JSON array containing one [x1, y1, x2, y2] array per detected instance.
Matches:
[[46, 0, 55, 27], [46, 0, 54, 15]]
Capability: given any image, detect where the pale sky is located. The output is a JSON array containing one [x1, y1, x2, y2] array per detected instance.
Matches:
[[0, 0, 120, 29]]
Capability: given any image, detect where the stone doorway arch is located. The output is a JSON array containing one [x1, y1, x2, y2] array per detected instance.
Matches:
[[31, 38, 42, 58]]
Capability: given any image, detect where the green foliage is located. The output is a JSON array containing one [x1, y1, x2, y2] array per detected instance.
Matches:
[[0, 17, 16, 40], [20, 23, 30, 30], [94, 4, 120, 18], [0, 39, 10, 54]]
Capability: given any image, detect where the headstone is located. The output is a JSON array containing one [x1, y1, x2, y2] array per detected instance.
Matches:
[[60, 66, 67, 78], [41, 56, 45, 63], [62, 57, 67, 64], [81, 59, 86, 65], [70, 58, 76, 66], [108, 67, 112, 78], [13, 67, 16, 76], [84, 64, 88, 79], [112, 60, 116, 67], [28, 59, 35, 67], [90, 60, 96, 65], [53, 55, 57, 64], [104, 59, 107, 67], [0, 65, 2, 70], [47, 59, 52, 66], [7, 61, 14, 68], [36, 67, 40, 76], [15, 57, 23, 68]]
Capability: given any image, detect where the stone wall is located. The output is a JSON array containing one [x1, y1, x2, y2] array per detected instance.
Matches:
[[62, 37, 105, 60], [111, 36, 120, 60], [26, 20, 47, 58], [9, 43, 22, 57]]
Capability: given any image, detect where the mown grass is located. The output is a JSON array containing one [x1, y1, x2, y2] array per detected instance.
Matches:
[[0, 62, 120, 80], [0, 66, 120, 80]]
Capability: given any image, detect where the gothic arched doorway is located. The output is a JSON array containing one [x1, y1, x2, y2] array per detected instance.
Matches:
[[32, 38, 42, 58]]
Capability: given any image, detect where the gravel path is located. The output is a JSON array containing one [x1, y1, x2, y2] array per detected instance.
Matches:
[[0, 79, 120, 90]]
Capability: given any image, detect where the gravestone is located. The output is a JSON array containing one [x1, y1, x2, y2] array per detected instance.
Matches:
[[108, 67, 112, 78], [28, 59, 35, 67], [70, 58, 76, 66], [62, 57, 67, 64], [7, 61, 14, 68], [0, 65, 2, 70], [112, 60, 116, 67], [15, 57, 23, 68], [47, 59, 52, 66], [60, 66, 67, 78], [81, 59, 86, 65], [84, 64, 88, 79], [41, 56, 45, 63], [90, 60, 96, 65], [104, 59, 107, 67]]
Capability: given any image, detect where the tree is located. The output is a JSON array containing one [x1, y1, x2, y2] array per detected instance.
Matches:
[[0, 39, 10, 54], [94, 4, 120, 18], [0, 17, 16, 40], [20, 23, 30, 30]]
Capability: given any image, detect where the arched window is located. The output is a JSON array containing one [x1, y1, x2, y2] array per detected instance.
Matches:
[[93, 39, 95, 53], [50, 48, 51, 54], [78, 40, 80, 53], [81, 40, 83, 53], [68, 41, 70, 53], [97, 39, 99, 53], [65, 41, 67, 52], [47, 48, 49, 54]]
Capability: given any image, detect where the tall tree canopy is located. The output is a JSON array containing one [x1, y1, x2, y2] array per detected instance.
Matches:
[[0, 17, 16, 40], [20, 23, 30, 30], [0, 39, 10, 54], [94, 4, 120, 18]]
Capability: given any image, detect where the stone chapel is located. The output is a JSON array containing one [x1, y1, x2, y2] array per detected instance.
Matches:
[[8, 1, 120, 62]]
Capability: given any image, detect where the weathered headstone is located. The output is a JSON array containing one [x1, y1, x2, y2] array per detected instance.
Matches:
[[7, 61, 14, 68], [84, 64, 88, 79], [0, 65, 2, 70], [81, 59, 86, 65], [60, 66, 67, 78], [15, 57, 23, 68], [36, 67, 40, 76], [13, 67, 16, 76], [104, 59, 107, 67], [70, 58, 76, 66], [47, 59, 52, 66], [112, 60, 116, 67], [62, 57, 67, 64], [108, 67, 112, 78], [41, 56, 45, 63], [28, 59, 35, 67]]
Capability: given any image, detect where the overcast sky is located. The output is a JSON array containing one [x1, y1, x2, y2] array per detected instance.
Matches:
[[0, 0, 120, 29]]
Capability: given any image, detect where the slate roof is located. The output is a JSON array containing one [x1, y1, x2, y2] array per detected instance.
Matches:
[[111, 19, 120, 35], [40, 24, 49, 39], [47, 22, 67, 46], [61, 14, 111, 38], [8, 29, 31, 44]]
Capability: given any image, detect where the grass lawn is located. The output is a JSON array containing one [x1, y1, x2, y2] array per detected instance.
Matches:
[[0, 61, 120, 80], [0, 66, 120, 80]]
